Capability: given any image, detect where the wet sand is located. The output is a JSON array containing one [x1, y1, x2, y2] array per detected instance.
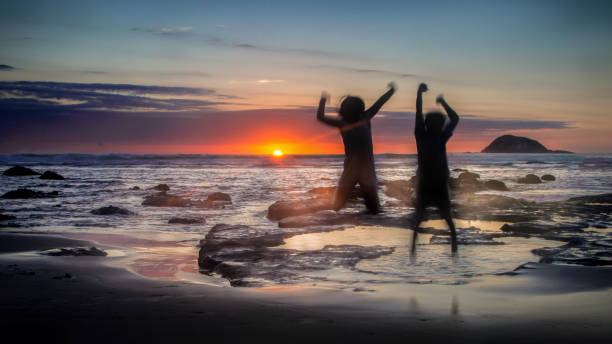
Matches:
[[1, 232, 612, 343]]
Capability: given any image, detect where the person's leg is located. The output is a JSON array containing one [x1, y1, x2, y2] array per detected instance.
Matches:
[[442, 209, 457, 253], [333, 168, 358, 211], [358, 166, 380, 214], [436, 183, 457, 253], [411, 194, 427, 257]]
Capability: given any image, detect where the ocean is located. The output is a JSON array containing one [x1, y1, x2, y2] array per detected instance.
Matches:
[[1, 153, 611, 290]]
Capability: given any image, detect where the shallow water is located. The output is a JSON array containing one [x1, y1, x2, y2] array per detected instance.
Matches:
[[1, 153, 611, 289]]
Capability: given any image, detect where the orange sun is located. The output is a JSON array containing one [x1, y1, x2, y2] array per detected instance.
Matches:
[[272, 150, 283, 157]]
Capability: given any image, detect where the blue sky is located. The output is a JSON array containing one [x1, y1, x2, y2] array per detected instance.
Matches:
[[1, 0, 611, 153]]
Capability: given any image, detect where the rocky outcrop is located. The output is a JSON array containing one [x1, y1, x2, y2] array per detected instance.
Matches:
[[198, 223, 394, 287], [39, 171, 64, 180], [91, 206, 134, 215], [206, 192, 231, 202], [381, 178, 416, 203], [1, 188, 59, 199], [481, 135, 572, 153], [278, 210, 359, 228], [0, 214, 17, 221], [3, 166, 41, 176], [500, 222, 584, 235], [457, 193, 533, 211], [43, 246, 107, 256], [541, 174, 556, 181], [150, 184, 170, 192], [169, 217, 206, 224], [267, 199, 333, 220], [517, 174, 542, 184], [142, 191, 229, 209], [483, 179, 509, 191]]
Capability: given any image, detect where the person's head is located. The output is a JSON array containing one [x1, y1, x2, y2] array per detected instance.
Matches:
[[424, 111, 447, 135], [339, 96, 365, 123]]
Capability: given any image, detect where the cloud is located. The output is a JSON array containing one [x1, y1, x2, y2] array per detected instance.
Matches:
[[130, 26, 194, 37], [229, 79, 286, 85], [130, 27, 342, 57], [310, 65, 418, 79], [0, 64, 15, 71], [0, 81, 222, 113]]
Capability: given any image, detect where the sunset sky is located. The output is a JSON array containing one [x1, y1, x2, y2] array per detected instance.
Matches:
[[1, 0, 611, 154]]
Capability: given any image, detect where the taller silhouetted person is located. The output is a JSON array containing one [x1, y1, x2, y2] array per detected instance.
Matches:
[[316, 82, 396, 214], [411, 83, 459, 253]]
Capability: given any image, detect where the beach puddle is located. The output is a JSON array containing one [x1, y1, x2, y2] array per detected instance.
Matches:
[[420, 219, 509, 232], [274, 225, 564, 287]]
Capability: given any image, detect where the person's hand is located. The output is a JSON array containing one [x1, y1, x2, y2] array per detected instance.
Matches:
[[320, 91, 329, 102], [418, 83, 428, 93], [387, 81, 397, 92], [436, 94, 445, 104]]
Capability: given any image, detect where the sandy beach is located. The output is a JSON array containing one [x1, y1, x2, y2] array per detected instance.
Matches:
[[2, 231, 611, 344]]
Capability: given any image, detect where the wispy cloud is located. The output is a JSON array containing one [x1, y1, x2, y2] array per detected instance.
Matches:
[[130, 27, 342, 57], [229, 79, 286, 85], [0, 64, 16, 71], [130, 26, 194, 37], [0, 81, 221, 113], [310, 65, 418, 79]]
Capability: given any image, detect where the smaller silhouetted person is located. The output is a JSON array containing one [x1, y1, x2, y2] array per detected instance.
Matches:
[[411, 83, 459, 253], [317, 83, 396, 214]]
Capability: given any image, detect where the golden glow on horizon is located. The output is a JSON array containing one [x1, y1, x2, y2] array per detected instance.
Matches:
[[273, 150, 283, 157]]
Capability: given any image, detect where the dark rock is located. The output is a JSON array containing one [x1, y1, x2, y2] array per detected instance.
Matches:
[[382, 178, 416, 203], [169, 217, 206, 224], [0, 214, 17, 221], [39, 171, 64, 180], [1, 188, 59, 199], [457, 194, 533, 211], [267, 199, 333, 221], [308, 186, 336, 199], [198, 255, 222, 272], [541, 174, 556, 181], [482, 135, 572, 153], [500, 222, 584, 235], [3, 166, 41, 176], [130, 186, 141, 190], [483, 179, 509, 191], [452, 168, 468, 172], [517, 174, 542, 184], [43, 246, 107, 257], [143, 191, 227, 209], [458, 171, 480, 181], [91, 206, 134, 215], [150, 184, 170, 192], [142, 192, 197, 207], [451, 176, 487, 194], [278, 210, 359, 228], [206, 192, 231, 203]]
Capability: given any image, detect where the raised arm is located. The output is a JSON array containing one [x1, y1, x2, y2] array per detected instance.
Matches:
[[415, 83, 428, 136], [316, 91, 343, 128], [436, 94, 459, 128], [364, 82, 396, 120]]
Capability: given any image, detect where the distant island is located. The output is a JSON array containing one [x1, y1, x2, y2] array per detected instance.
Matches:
[[482, 135, 573, 153]]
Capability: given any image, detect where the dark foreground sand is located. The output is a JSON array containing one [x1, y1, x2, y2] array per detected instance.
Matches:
[[1, 233, 611, 343]]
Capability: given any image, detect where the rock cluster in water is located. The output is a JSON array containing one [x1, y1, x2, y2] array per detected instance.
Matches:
[[42, 246, 107, 257], [3, 166, 41, 176], [1, 188, 59, 199], [91, 206, 134, 216], [142, 185, 232, 209], [2, 166, 65, 179], [168, 217, 206, 224]]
